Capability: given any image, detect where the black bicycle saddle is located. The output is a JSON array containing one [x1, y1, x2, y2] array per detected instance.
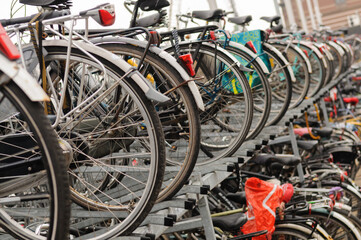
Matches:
[[261, 16, 280, 23], [192, 9, 224, 21], [228, 15, 252, 25], [252, 153, 301, 167], [212, 212, 248, 232], [19, 0, 68, 6], [312, 127, 333, 138]]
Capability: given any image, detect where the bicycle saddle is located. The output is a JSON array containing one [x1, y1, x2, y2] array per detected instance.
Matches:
[[343, 97, 359, 105], [212, 212, 248, 232], [260, 16, 280, 23], [139, 0, 170, 11], [297, 140, 318, 151], [312, 127, 333, 138], [19, 0, 69, 7], [226, 191, 247, 205], [228, 15, 252, 25], [251, 154, 301, 167], [192, 9, 224, 21]]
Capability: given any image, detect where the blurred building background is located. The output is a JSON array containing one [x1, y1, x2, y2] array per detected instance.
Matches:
[[274, 0, 361, 33]]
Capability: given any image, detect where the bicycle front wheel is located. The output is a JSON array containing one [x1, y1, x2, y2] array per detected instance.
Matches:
[[25, 42, 166, 238]]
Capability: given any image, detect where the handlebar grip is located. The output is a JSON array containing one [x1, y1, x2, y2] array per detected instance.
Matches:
[[0, 10, 70, 27]]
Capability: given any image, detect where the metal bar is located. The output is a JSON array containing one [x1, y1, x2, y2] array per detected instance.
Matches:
[[306, 0, 317, 30], [288, 122, 304, 184], [296, 0, 309, 33]]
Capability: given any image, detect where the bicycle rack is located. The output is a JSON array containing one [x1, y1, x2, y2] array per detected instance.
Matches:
[[70, 64, 360, 240]]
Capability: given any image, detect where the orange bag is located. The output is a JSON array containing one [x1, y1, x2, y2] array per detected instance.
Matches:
[[241, 177, 283, 240]]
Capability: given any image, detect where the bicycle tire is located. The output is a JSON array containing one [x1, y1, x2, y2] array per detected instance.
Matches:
[[273, 223, 325, 239], [297, 208, 360, 240], [224, 45, 272, 140], [92, 40, 201, 202], [0, 80, 70, 240]]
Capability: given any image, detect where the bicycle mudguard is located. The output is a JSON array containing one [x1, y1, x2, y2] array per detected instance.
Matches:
[[92, 37, 205, 111], [297, 41, 328, 69], [34, 40, 170, 103], [263, 42, 296, 83], [327, 40, 346, 57], [270, 40, 312, 74], [219, 40, 270, 74], [0, 53, 49, 102]]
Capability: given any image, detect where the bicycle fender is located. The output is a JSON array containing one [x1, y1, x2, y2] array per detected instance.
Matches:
[[0, 53, 49, 102], [223, 40, 270, 74], [298, 41, 328, 69], [271, 41, 312, 74], [200, 42, 253, 72], [41, 40, 170, 103], [263, 42, 296, 83], [328, 41, 346, 57], [92, 37, 205, 111]]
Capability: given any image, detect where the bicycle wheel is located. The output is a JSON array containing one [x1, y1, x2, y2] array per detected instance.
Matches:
[[0, 80, 70, 239], [297, 44, 326, 97], [166, 42, 253, 164], [327, 41, 344, 80], [224, 45, 272, 140], [273, 223, 325, 239], [25, 41, 166, 238], [91, 39, 201, 202], [297, 208, 360, 240], [262, 44, 293, 125]]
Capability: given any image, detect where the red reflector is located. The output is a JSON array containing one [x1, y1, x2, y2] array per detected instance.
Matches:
[[303, 49, 309, 58], [245, 41, 257, 54], [318, 47, 323, 54], [0, 23, 20, 60], [99, 9, 115, 26], [179, 54, 195, 77], [324, 97, 331, 102], [209, 31, 217, 41], [149, 31, 160, 45]]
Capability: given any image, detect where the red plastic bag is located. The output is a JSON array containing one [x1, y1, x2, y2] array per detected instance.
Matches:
[[241, 178, 283, 240]]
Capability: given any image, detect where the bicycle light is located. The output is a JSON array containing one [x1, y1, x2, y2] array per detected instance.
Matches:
[[0, 23, 20, 60], [80, 3, 115, 27]]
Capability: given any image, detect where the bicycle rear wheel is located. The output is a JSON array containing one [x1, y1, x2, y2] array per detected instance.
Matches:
[[0, 80, 70, 239]]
